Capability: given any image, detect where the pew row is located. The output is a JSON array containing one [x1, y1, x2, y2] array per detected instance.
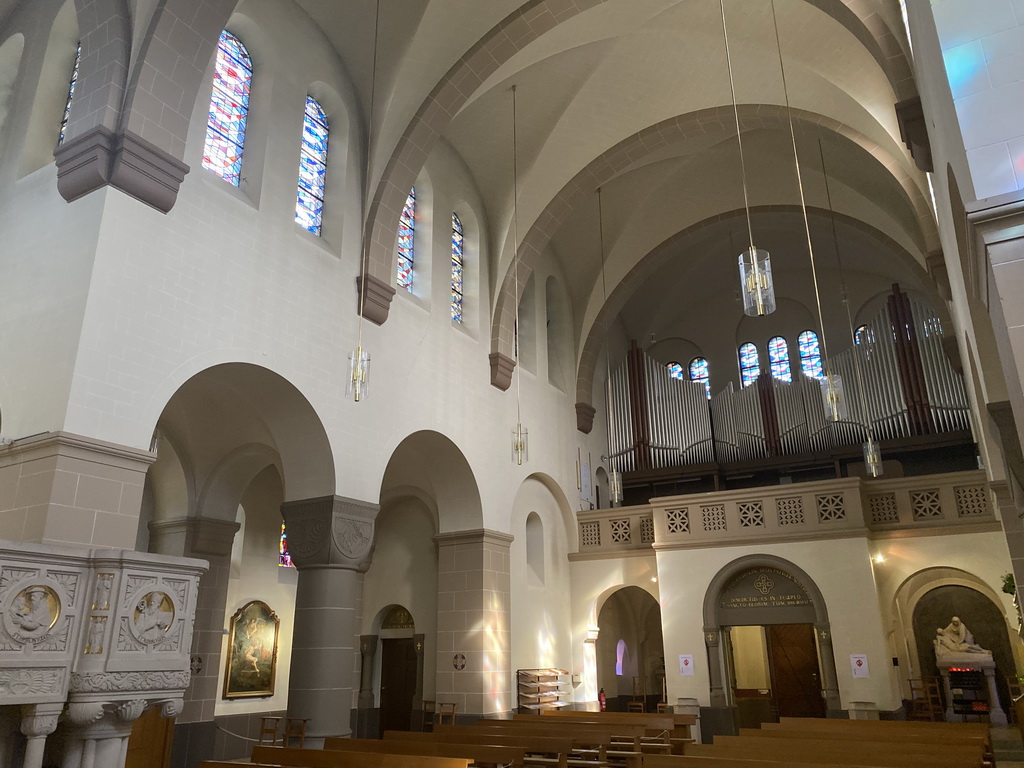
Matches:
[[321, 737, 527, 768], [250, 746, 473, 768], [382, 730, 600, 768]]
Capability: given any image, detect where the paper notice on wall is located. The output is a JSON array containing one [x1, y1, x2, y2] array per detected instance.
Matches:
[[850, 654, 869, 678], [679, 654, 694, 676]]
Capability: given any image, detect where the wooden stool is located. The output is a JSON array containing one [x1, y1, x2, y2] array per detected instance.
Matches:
[[283, 717, 310, 747], [257, 716, 281, 745], [436, 702, 457, 725]]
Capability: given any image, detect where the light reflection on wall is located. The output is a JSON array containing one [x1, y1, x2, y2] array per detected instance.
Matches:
[[583, 626, 599, 703], [478, 590, 508, 713]]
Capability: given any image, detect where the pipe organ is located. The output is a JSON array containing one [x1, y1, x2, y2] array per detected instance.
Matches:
[[607, 286, 970, 472]]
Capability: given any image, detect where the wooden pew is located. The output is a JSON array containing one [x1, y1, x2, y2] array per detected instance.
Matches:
[[690, 735, 985, 768], [645, 757, 887, 768], [750, 723, 989, 749], [478, 717, 665, 753], [200, 763, 280, 767], [539, 710, 696, 737], [250, 746, 472, 768], [518, 713, 686, 752], [322, 737, 527, 768], [771, 717, 992, 760], [434, 723, 627, 768], [382, 730, 583, 768]]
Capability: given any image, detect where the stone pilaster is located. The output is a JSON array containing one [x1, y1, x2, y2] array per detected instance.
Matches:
[[148, 517, 239, 724], [814, 624, 842, 714], [19, 702, 61, 768], [0, 432, 155, 548], [282, 495, 378, 741], [354, 634, 378, 738], [434, 530, 513, 717]]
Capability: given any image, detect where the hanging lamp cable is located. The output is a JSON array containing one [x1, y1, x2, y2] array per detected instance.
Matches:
[[597, 187, 620, 502], [720, 0, 755, 255]]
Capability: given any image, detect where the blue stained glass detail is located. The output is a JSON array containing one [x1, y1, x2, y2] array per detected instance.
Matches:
[[667, 362, 684, 379], [295, 96, 329, 235], [279, 523, 293, 567], [798, 330, 823, 379], [58, 45, 81, 145], [397, 189, 415, 291], [739, 343, 759, 387], [689, 357, 711, 398], [768, 336, 792, 382], [451, 212, 464, 321], [202, 31, 252, 186]]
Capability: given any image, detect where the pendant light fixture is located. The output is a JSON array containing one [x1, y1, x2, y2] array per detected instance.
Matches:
[[597, 187, 623, 506], [349, 0, 381, 402], [768, 0, 846, 420], [510, 85, 528, 465], [818, 139, 882, 476], [721, 0, 776, 317]]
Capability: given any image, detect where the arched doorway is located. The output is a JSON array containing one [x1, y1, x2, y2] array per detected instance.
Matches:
[[596, 587, 665, 711], [376, 605, 421, 735], [703, 555, 841, 725]]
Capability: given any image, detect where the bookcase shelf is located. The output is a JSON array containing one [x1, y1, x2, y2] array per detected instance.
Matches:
[[517, 668, 570, 712]]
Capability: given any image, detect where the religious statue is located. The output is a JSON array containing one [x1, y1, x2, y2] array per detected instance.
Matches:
[[935, 616, 991, 656]]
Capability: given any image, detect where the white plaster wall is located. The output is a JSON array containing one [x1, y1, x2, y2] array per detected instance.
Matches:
[[931, 0, 1024, 199], [360, 497, 438, 700], [509, 477, 575, 680]]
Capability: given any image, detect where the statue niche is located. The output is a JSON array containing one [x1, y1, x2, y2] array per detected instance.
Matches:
[[935, 616, 991, 659]]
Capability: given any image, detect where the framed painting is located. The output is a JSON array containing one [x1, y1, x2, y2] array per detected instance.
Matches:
[[223, 600, 280, 699]]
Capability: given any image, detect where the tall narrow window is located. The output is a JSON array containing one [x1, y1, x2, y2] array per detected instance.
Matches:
[[689, 357, 710, 398], [202, 30, 252, 186], [295, 96, 329, 235], [279, 522, 293, 567], [58, 44, 81, 145], [451, 212, 464, 321], [397, 188, 416, 291], [798, 330, 823, 378], [854, 324, 870, 344], [667, 362, 684, 379], [739, 343, 759, 387], [768, 336, 791, 382]]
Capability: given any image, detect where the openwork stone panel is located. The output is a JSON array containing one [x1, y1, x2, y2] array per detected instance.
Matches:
[[666, 509, 690, 535], [955, 486, 988, 517], [911, 489, 942, 519], [777, 497, 804, 526], [738, 501, 765, 528], [639, 517, 655, 543], [580, 521, 601, 548], [702, 505, 727, 532], [610, 519, 631, 544], [868, 493, 899, 524], [816, 494, 846, 522]]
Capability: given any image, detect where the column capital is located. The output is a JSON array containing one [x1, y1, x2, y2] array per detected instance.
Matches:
[[148, 516, 240, 558], [434, 529, 515, 549], [282, 495, 379, 570]]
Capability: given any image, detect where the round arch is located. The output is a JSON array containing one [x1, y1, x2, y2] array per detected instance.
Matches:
[[702, 553, 841, 712]]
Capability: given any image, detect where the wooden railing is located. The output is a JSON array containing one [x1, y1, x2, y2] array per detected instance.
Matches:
[[573, 471, 994, 556]]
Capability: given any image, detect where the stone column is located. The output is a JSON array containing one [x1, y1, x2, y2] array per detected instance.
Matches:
[[814, 624, 842, 714], [0, 432, 155, 548], [19, 703, 61, 768], [148, 517, 240, 726], [434, 530, 514, 718], [282, 495, 378, 741]]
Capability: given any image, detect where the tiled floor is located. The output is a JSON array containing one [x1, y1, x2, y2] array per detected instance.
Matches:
[[994, 724, 1024, 767]]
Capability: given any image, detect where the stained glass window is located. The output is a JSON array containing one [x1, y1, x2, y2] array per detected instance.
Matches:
[[295, 96, 329, 235], [58, 44, 81, 145], [689, 357, 711, 398], [397, 188, 415, 291], [739, 343, 759, 387], [798, 330, 823, 378], [451, 212, 464, 321], [854, 324, 870, 344], [768, 336, 791, 382], [667, 362, 684, 379], [279, 522, 293, 567], [202, 30, 252, 186]]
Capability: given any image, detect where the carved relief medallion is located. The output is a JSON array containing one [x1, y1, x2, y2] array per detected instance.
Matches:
[[130, 591, 175, 644], [334, 517, 372, 560], [5, 584, 61, 642]]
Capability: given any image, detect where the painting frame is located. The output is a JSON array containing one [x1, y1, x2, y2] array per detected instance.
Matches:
[[223, 600, 280, 699]]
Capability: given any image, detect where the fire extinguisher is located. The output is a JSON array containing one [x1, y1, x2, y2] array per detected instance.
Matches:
[[598, 688, 607, 711]]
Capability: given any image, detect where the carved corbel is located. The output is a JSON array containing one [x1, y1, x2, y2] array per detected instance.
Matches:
[[67, 701, 106, 726], [115, 699, 147, 722]]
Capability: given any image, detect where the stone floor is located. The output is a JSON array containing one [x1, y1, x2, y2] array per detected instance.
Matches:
[[994, 724, 1024, 766]]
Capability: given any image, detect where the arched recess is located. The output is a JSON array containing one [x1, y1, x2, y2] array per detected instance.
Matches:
[[362, 0, 915, 304], [595, 586, 664, 709], [890, 566, 1020, 706], [575, 206, 935, 422], [490, 105, 937, 380], [702, 554, 841, 714], [363, 603, 425, 736]]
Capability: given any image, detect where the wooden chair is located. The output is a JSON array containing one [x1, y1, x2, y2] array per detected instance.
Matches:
[[283, 717, 310, 747], [422, 700, 436, 731], [257, 716, 281, 746], [907, 677, 944, 721], [436, 702, 457, 725], [655, 703, 671, 714], [626, 701, 645, 713]]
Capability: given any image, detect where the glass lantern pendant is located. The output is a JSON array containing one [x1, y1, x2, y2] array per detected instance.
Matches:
[[739, 247, 776, 317], [819, 371, 848, 421], [863, 437, 883, 478], [348, 346, 370, 401], [512, 423, 529, 465]]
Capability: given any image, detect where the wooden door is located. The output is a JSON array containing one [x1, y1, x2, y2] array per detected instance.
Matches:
[[767, 623, 825, 718], [124, 705, 173, 768], [379, 637, 417, 735]]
